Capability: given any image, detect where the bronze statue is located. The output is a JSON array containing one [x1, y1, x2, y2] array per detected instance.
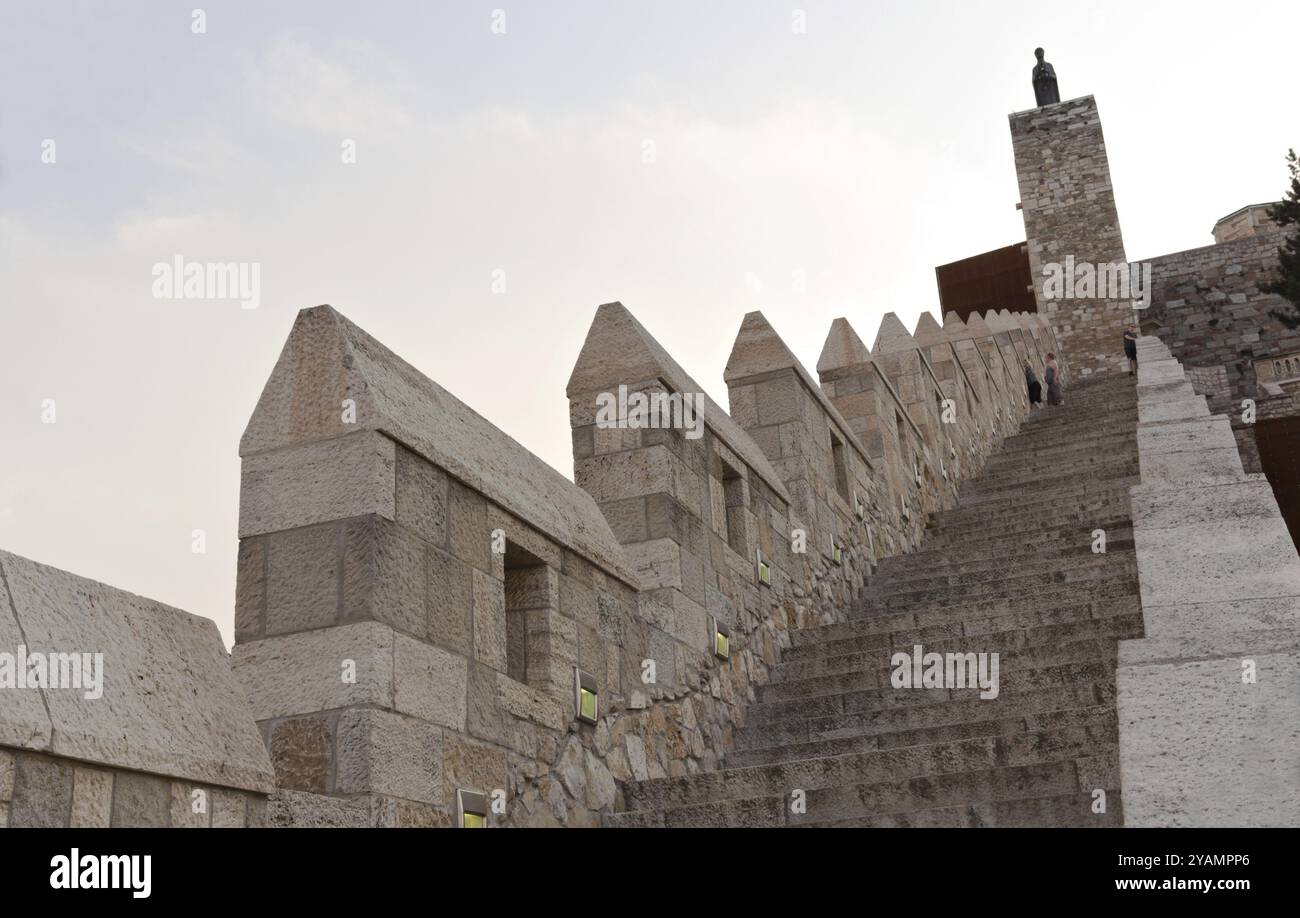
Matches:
[[1032, 48, 1060, 106]]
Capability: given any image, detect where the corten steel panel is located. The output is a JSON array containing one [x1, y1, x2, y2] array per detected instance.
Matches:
[[1255, 416, 1300, 552], [935, 243, 1037, 323]]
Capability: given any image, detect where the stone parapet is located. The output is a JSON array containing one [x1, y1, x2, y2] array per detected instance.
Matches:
[[1117, 336, 1300, 826]]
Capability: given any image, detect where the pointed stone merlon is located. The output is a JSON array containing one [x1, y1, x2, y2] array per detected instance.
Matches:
[[815, 317, 931, 554], [0, 548, 275, 827], [868, 313, 952, 504], [1118, 339, 1300, 826], [723, 311, 879, 562], [1011, 94, 1132, 378], [234, 303, 645, 826], [568, 301, 812, 653], [913, 311, 994, 480]]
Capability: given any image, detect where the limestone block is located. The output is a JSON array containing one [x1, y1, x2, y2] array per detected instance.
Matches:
[[395, 445, 448, 548], [239, 430, 396, 537], [441, 733, 508, 819], [496, 673, 568, 731], [70, 766, 113, 828], [9, 754, 72, 827], [234, 538, 267, 640], [1118, 652, 1300, 826], [232, 621, 395, 721], [110, 771, 171, 827], [472, 567, 507, 672], [265, 522, 341, 635], [269, 716, 334, 793], [393, 632, 468, 730], [343, 515, 428, 638], [335, 709, 441, 805], [1135, 520, 1300, 609], [267, 789, 372, 827], [211, 788, 249, 827], [428, 544, 473, 656], [168, 780, 211, 828]]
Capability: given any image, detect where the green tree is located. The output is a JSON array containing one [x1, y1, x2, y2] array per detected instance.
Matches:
[[1265, 149, 1300, 328]]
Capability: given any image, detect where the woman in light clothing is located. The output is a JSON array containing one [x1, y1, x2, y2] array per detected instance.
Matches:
[[1044, 353, 1063, 406]]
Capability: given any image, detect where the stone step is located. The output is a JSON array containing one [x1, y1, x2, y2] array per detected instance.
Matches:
[[730, 705, 1119, 768], [885, 526, 1135, 570], [877, 537, 1133, 577], [796, 601, 1141, 664], [773, 612, 1143, 679], [796, 790, 1124, 828], [739, 682, 1115, 748], [623, 727, 1114, 812], [760, 644, 1118, 703], [870, 547, 1131, 591], [793, 593, 1140, 652], [746, 659, 1116, 726], [859, 560, 1136, 609]]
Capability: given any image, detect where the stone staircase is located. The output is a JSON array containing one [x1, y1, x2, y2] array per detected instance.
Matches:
[[608, 373, 1143, 827]]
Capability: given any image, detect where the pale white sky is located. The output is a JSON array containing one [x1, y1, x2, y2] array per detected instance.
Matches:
[[2, 0, 1296, 645]]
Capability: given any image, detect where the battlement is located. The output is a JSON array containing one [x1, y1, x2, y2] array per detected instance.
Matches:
[[226, 300, 1047, 826]]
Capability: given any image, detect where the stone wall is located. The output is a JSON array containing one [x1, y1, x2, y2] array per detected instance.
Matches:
[[1011, 95, 1134, 379], [1117, 336, 1300, 826], [1143, 224, 1294, 472], [0, 548, 274, 829], [231, 302, 1045, 827], [0, 749, 265, 828]]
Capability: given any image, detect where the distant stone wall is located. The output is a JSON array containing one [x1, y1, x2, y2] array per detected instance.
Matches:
[[1117, 337, 1300, 826], [0, 548, 275, 829], [1143, 225, 1295, 472], [1011, 95, 1133, 380], [0, 749, 265, 828]]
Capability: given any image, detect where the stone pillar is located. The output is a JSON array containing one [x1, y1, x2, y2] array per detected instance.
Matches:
[[914, 312, 988, 481], [1011, 95, 1133, 379]]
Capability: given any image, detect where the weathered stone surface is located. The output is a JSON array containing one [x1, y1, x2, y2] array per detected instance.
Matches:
[[110, 771, 171, 827], [335, 709, 441, 805], [0, 550, 275, 794], [472, 567, 507, 672], [239, 430, 396, 537], [70, 766, 113, 828], [441, 733, 507, 817], [269, 716, 334, 793], [268, 789, 371, 828], [265, 522, 341, 635], [395, 445, 449, 548], [9, 754, 72, 827], [428, 544, 474, 655], [393, 633, 468, 730], [343, 515, 428, 638], [243, 305, 638, 589], [211, 788, 249, 828], [168, 780, 210, 828], [232, 621, 394, 721]]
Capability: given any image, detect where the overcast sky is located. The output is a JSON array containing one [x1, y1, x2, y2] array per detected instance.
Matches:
[[2, 0, 1296, 645]]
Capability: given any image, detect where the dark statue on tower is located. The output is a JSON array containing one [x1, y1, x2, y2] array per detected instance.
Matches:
[[1032, 47, 1060, 106]]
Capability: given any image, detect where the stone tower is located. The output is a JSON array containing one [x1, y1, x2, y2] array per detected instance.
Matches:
[[1010, 95, 1133, 378]]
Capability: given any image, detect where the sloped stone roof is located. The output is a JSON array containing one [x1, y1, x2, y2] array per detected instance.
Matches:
[[569, 302, 791, 503], [0, 549, 275, 793], [243, 305, 640, 588]]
